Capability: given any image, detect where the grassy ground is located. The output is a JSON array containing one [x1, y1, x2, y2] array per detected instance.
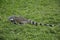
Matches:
[[0, 0, 60, 40]]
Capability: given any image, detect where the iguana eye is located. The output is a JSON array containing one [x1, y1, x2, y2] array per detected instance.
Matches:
[[10, 18, 14, 22], [10, 18, 14, 20]]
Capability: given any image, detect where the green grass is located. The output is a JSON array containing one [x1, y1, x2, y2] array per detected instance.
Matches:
[[0, 0, 60, 40]]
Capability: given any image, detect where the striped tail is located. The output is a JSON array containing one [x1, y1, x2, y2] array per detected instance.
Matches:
[[28, 19, 54, 27], [39, 23, 54, 27], [28, 19, 38, 26]]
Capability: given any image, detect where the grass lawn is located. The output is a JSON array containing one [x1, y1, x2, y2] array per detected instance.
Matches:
[[0, 0, 60, 40]]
